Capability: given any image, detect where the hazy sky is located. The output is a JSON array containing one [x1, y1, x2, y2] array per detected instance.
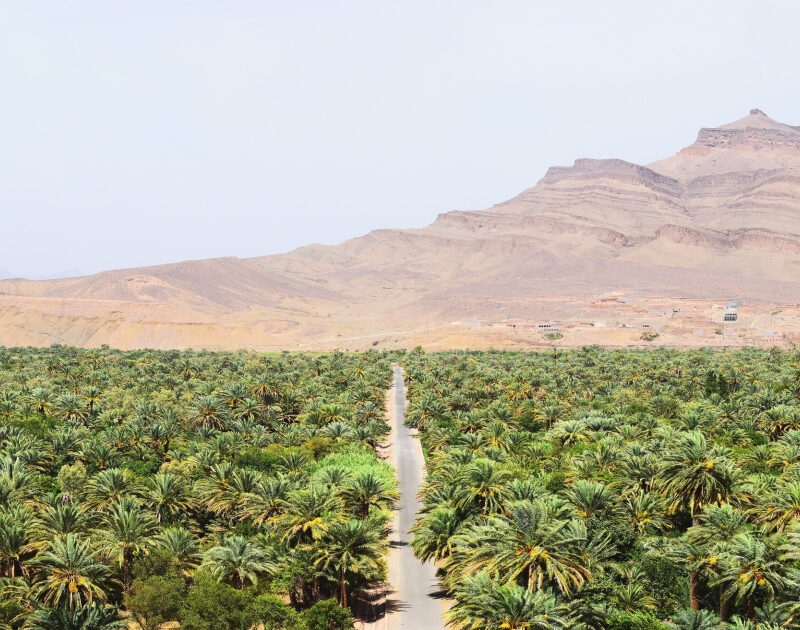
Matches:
[[2, 1, 800, 279]]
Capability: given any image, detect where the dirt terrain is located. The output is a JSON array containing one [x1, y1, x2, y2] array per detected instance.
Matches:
[[2, 109, 800, 350]]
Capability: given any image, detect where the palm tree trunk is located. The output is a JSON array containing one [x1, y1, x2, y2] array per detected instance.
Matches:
[[747, 594, 756, 622], [689, 571, 700, 612], [341, 568, 348, 607], [720, 595, 733, 622], [123, 546, 133, 593], [689, 515, 701, 612]]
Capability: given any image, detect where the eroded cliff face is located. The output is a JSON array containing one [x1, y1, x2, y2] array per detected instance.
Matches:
[[2, 109, 800, 349]]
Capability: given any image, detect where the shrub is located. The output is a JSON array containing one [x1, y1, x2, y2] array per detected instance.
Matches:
[[607, 610, 668, 630], [247, 593, 301, 630], [125, 575, 185, 630], [179, 577, 252, 630], [302, 599, 354, 630]]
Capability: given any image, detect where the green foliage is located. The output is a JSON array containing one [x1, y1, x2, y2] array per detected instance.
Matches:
[[248, 593, 302, 630], [606, 610, 667, 630], [302, 599, 354, 630], [179, 576, 254, 630], [0, 346, 394, 625], [57, 461, 87, 498], [125, 575, 185, 630], [402, 348, 800, 629]]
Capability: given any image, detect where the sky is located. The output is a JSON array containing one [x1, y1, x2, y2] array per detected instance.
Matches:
[[2, 1, 800, 279]]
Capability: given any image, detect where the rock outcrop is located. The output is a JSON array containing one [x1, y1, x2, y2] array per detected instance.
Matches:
[[2, 109, 800, 349]]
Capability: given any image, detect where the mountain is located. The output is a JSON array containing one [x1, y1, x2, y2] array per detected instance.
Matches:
[[3, 109, 800, 350]]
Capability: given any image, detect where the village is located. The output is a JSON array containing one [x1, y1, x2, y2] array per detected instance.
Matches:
[[457, 294, 800, 348]]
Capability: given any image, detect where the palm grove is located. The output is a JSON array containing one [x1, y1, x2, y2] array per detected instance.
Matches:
[[404, 348, 800, 630], [0, 346, 397, 630]]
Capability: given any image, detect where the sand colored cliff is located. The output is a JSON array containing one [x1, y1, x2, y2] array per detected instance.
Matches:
[[3, 109, 800, 350]]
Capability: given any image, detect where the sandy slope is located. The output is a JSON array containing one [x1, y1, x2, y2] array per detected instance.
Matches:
[[3, 109, 800, 350]]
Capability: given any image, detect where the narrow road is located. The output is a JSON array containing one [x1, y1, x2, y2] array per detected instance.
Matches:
[[386, 366, 446, 630]]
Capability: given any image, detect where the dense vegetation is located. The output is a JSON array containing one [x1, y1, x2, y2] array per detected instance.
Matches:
[[404, 347, 800, 629], [0, 346, 396, 629]]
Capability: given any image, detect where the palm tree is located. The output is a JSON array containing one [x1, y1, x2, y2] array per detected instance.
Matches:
[[712, 533, 791, 622], [342, 470, 398, 519], [144, 472, 192, 524], [410, 506, 465, 563], [82, 386, 102, 417], [447, 571, 572, 629], [668, 608, 723, 630], [84, 468, 140, 511], [656, 432, 738, 524], [751, 481, 800, 532], [563, 480, 620, 519], [450, 499, 591, 595], [313, 518, 385, 608], [270, 485, 343, 545], [454, 459, 510, 516], [56, 392, 89, 423], [29, 388, 55, 418], [202, 535, 276, 589], [622, 490, 669, 535], [30, 534, 109, 611], [243, 475, 295, 527], [190, 395, 229, 430], [95, 497, 158, 593], [687, 504, 753, 621], [155, 526, 200, 579], [23, 603, 126, 630], [0, 516, 38, 577]]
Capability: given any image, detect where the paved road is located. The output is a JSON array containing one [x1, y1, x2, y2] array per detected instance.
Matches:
[[386, 366, 446, 630]]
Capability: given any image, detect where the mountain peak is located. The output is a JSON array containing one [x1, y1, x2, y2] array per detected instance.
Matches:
[[718, 109, 800, 134]]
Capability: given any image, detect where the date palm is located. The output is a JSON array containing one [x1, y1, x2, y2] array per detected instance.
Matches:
[[56, 392, 89, 423], [95, 497, 158, 593], [190, 395, 229, 431], [751, 481, 800, 532], [448, 571, 572, 629], [29, 388, 55, 418], [656, 432, 738, 523], [454, 459, 510, 516], [342, 470, 398, 519], [410, 506, 465, 563], [23, 603, 126, 630], [30, 534, 109, 611], [622, 490, 669, 535], [202, 535, 276, 589], [686, 505, 752, 621], [84, 468, 140, 511], [712, 533, 791, 622], [451, 499, 591, 595], [144, 472, 191, 524], [0, 517, 37, 577], [270, 485, 343, 545], [563, 480, 620, 519], [313, 518, 385, 608], [243, 475, 295, 527]]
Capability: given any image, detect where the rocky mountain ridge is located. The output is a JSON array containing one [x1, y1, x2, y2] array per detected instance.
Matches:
[[2, 109, 800, 349]]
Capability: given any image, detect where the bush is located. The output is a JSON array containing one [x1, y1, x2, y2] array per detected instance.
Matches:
[[607, 610, 667, 630], [179, 577, 252, 630], [125, 575, 185, 630], [302, 599, 354, 630], [248, 593, 302, 630], [57, 461, 87, 498]]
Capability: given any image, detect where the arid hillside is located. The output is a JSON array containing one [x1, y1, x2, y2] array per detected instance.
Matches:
[[3, 109, 800, 350]]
